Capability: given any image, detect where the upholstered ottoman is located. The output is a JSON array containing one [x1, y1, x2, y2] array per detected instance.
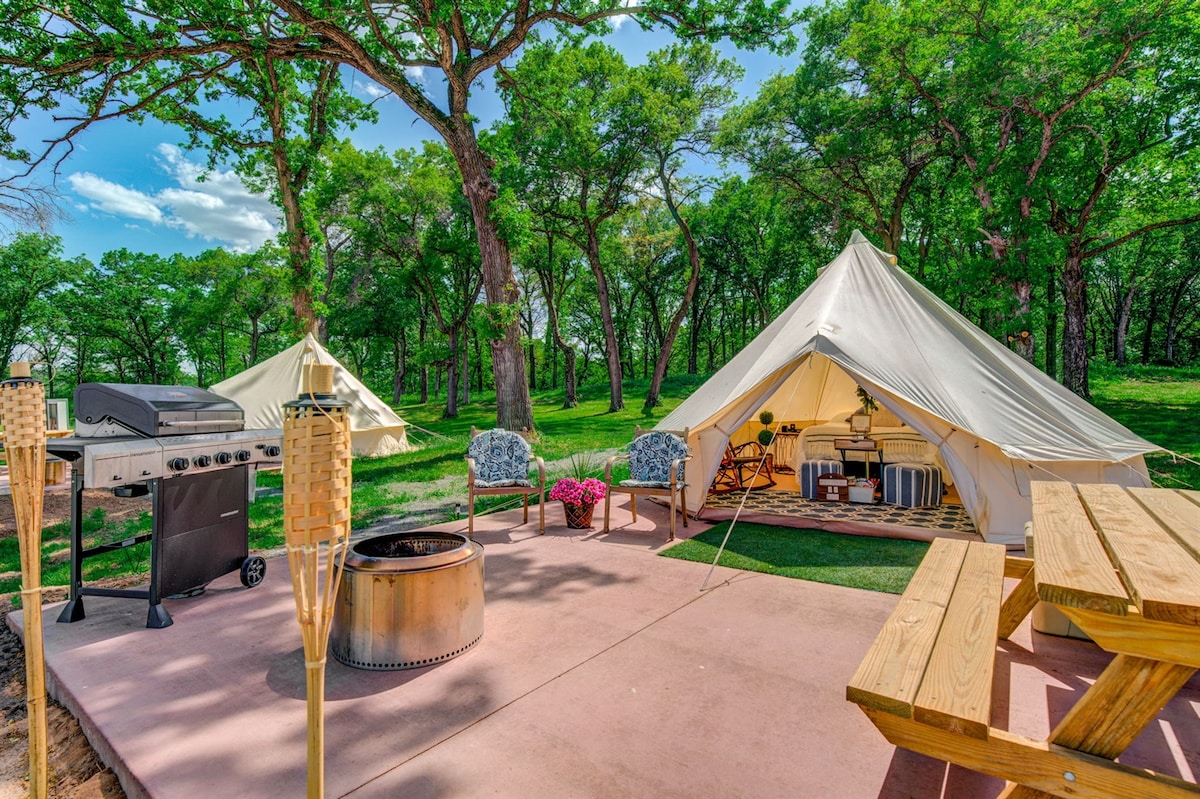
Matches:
[[797, 459, 843, 499], [882, 463, 942, 507]]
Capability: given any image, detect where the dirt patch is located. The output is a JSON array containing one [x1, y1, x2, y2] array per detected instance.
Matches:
[[0, 488, 148, 541], [0, 487, 129, 798]]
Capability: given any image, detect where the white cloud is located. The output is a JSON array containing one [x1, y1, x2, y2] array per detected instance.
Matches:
[[67, 173, 164, 224], [66, 145, 278, 253], [355, 79, 392, 99], [609, 0, 639, 30]]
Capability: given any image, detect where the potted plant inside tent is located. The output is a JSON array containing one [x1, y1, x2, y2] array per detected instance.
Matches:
[[757, 410, 775, 448], [851, 387, 876, 439]]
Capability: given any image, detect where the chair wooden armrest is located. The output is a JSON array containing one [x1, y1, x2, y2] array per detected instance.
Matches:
[[604, 453, 629, 484], [465, 456, 477, 485], [532, 456, 546, 487], [668, 454, 692, 489]]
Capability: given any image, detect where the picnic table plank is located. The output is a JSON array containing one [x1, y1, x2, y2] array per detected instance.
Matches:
[[1079, 484, 1200, 627], [846, 538, 968, 716], [913, 540, 1005, 739], [1030, 482, 1128, 616], [1129, 487, 1200, 565]]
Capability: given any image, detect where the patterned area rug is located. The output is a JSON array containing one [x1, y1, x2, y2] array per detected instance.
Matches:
[[703, 489, 977, 535]]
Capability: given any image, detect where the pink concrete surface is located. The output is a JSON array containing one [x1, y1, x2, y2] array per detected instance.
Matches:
[[9, 496, 1200, 798]]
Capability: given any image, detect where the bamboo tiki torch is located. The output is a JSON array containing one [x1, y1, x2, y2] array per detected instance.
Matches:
[[282, 362, 352, 799], [0, 362, 48, 799]]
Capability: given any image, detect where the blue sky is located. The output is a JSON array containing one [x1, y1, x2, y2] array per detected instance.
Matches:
[[6, 19, 797, 265]]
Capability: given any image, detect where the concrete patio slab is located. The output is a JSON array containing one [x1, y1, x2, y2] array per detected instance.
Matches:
[[9, 496, 1200, 798]]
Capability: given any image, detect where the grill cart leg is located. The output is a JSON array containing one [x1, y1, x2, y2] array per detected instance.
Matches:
[[56, 470, 87, 624]]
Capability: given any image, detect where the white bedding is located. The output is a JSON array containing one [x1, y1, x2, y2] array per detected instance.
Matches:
[[792, 423, 952, 485]]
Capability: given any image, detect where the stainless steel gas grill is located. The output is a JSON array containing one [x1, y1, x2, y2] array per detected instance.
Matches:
[[46, 383, 283, 628]]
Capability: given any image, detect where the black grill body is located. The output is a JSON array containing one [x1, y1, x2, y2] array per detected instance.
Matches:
[[157, 467, 250, 599]]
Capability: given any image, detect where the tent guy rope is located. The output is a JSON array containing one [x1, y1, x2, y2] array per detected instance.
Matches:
[[700, 354, 812, 592]]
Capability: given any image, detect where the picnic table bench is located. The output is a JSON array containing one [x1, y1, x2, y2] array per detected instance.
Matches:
[[848, 481, 1200, 799]]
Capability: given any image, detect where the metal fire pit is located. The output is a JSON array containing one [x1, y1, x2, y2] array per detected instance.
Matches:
[[331, 532, 484, 670]]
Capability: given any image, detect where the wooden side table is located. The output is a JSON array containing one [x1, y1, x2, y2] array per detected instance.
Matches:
[[834, 437, 881, 480]]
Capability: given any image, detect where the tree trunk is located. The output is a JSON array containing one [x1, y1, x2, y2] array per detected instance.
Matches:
[[1141, 301, 1157, 365], [1061, 249, 1090, 398], [265, 88, 318, 337], [444, 330, 459, 419], [1112, 283, 1137, 367], [445, 124, 533, 431], [584, 223, 624, 412], [419, 314, 429, 404], [1044, 268, 1058, 380], [392, 329, 407, 404], [542, 273, 578, 409], [644, 165, 704, 413], [460, 338, 470, 407]]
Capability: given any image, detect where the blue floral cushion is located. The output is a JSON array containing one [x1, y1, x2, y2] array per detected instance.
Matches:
[[627, 431, 688, 483], [468, 429, 532, 484]]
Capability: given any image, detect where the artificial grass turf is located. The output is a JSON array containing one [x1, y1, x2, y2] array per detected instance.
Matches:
[[660, 521, 930, 594]]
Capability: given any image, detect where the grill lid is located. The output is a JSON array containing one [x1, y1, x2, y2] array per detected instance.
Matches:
[[74, 383, 245, 438]]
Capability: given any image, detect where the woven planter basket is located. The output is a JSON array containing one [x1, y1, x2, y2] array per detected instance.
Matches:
[[563, 502, 596, 529]]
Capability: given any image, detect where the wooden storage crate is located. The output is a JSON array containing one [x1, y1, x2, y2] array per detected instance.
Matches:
[[816, 473, 849, 502]]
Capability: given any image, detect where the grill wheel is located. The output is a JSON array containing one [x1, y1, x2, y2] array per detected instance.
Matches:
[[239, 556, 267, 587]]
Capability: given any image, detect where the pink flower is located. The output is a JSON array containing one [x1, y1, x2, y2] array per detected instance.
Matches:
[[549, 477, 607, 505]]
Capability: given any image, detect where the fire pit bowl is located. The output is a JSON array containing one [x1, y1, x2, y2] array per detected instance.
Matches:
[[331, 531, 484, 670]]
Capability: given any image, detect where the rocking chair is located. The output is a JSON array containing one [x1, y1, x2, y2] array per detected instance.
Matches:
[[710, 441, 775, 494]]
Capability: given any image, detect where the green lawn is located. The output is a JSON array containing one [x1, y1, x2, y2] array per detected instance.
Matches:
[[1089, 363, 1200, 491], [660, 522, 930, 594]]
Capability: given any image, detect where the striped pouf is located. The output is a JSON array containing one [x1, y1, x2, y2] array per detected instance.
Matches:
[[882, 463, 942, 507]]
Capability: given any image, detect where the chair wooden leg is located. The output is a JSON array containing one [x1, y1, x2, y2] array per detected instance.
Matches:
[[538, 491, 545, 534], [603, 492, 612, 532], [522, 494, 529, 524], [468, 494, 475, 538], [630, 494, 638, 521], [668, 496, 676, 541], [680, 486, 688, 528]]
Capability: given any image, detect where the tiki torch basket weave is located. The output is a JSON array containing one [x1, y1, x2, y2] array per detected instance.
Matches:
[[0, 364, 48, 799], [282, 364, 352, 799]]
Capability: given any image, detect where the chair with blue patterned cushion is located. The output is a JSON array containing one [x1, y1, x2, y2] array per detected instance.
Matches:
[[466, 428, 546, 536], [602, 427, 691, 541]]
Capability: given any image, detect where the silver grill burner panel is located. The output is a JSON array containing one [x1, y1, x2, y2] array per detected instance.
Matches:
[[79, 431, 282, 488], [331, 532, 485, 670]]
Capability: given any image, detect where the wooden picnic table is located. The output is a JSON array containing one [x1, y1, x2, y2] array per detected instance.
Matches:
[[1019, 481, 1200, 798], [848, 481, 1200, 799]]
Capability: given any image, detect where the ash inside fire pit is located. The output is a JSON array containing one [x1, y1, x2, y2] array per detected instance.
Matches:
[[357, 537, 420, 558]]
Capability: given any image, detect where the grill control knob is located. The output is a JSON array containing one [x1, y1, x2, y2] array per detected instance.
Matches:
[[215, 451, 233, 465], [234, 450, 252, 462], [263, 445, 282, 458], [193, 454, 212, 468], [167, 457, 190, 472]]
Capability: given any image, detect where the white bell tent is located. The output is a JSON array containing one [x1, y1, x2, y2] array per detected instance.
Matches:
[[657, 231, 1158, 547], [210, 333, 413, 457]]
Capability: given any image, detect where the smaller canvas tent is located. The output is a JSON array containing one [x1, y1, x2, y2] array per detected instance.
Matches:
[[210, 334, 412, 457], [657, 231, 1159, 547]]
